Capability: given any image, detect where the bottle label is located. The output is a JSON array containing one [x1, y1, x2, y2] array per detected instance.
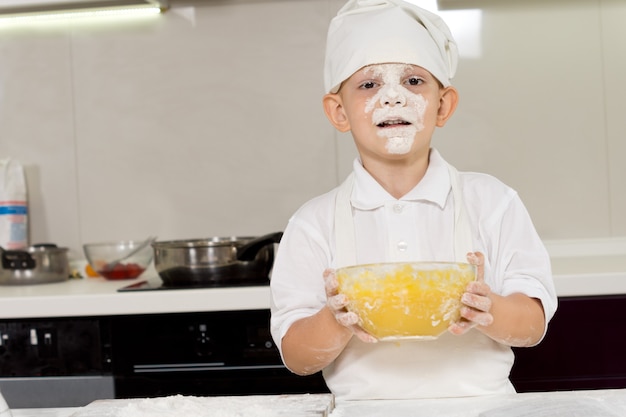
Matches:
[[0, 204, 28, 215], [0, 158, 28, 249], [0, 202, 28, 249]]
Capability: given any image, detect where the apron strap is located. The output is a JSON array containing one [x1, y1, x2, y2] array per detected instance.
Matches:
[[446, 163, 473, 262], [334, 172, 357, 268]]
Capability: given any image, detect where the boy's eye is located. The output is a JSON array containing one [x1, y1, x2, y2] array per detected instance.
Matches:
[[405, 76, 423, 86], [359, 81, 378, 89]]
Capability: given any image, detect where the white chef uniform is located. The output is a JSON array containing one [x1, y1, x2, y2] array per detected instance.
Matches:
[[270, 149, 557, 400]]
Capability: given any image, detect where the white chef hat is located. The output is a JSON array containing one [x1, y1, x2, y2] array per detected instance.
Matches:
[[324, 0, 458, 93]]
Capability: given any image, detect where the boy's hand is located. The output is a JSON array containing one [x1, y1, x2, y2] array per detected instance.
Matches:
[[449, 252, 494, 335], [324, 269, 378, 343]]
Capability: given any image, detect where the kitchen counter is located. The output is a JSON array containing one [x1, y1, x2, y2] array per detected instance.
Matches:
[[13, 408, 76, 417], [0, 275, 270, 319], [1, 253, 626, 319], [9, 388, 626, 416], [332, 388, 626, 416], [549, 254, 626, 296]]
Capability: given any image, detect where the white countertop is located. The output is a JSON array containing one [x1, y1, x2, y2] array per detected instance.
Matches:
[[1, 253, 626, 320], [10, 388, 626, 417], [0, 275, 271, 319], [330, 388, 626, 416], [12, 408, 76, 417], [549, 254, 626, 296]]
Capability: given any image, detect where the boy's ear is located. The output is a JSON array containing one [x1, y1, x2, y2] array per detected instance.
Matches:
[[436, 86, 459, 127], [323, 93, 351, 132]]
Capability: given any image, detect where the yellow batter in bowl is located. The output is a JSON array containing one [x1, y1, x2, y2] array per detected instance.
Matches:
[[336, 262, 476, 340]]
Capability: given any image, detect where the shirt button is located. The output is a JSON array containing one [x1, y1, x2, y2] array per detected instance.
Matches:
[[397, 241, 408, 251], [393, 203, 404, 214]]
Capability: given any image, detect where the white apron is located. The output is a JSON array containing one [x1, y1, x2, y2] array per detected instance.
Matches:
[[326, 162, 515, 400]]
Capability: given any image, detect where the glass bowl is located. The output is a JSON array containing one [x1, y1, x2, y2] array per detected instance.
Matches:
[[336, 261, 476, 340], [83, 240, 153, 280]]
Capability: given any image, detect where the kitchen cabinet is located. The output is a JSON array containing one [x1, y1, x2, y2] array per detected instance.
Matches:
[[0, 317, 114, 408], [511, 294, 626, 392], [109, 309, 328, 399], [0, 308, 328, 408]]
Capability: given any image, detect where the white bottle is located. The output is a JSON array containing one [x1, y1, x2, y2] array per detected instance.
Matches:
[[0, 158, 28, 250]]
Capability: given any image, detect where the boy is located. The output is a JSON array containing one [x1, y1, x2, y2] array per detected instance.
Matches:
[[270, 0, 557, 400]]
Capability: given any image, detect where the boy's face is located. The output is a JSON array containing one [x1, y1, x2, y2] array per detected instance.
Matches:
[[324, 63, 457, 163]]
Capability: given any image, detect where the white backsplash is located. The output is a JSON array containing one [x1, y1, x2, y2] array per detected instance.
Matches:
[[0, 0, 624, 258]]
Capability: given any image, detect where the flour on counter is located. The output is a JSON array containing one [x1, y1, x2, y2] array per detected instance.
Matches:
[[72, 393, 334, 417], [118, 395, 275, 417]]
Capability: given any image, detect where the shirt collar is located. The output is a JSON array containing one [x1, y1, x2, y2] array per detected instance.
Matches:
[[351, 148, 451, 210]]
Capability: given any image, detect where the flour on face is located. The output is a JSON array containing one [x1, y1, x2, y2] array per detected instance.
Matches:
[[363, 64, 428, 155]]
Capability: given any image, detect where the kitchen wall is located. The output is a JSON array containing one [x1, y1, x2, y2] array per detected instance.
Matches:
[[0, 0, 624, 260]]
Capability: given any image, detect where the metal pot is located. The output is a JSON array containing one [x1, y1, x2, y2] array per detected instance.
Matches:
[[152, 231, 283, 287], [0, 243, 70, 285]]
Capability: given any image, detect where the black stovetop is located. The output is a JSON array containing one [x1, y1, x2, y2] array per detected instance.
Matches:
[[117, 279, 269, 292]]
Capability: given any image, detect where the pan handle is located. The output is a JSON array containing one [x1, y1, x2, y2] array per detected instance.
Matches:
[[1, 247, 36, 270], [236, 232, 283, 262]]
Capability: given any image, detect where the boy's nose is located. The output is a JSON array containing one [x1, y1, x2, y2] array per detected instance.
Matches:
[[380, 87, 406, 107]]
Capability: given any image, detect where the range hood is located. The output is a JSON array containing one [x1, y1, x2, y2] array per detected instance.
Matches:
[[0, 0, 168, 15]]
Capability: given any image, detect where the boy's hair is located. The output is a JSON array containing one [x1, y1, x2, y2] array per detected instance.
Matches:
[[324, 0, 458, 93]]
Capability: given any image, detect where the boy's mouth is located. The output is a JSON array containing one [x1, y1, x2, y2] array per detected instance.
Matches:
[[377, 119, 411, 127]]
